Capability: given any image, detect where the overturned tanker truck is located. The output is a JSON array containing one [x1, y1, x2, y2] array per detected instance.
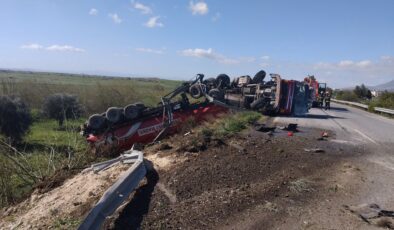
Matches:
[[81, 70, 312, 155]]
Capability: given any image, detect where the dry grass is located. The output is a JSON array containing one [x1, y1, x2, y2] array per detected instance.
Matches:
[[288, 178, 315, 193]]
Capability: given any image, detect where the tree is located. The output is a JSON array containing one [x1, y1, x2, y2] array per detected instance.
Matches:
[[0, 96, 32, 143], [353, 84, 371, 100], [354, 85, 362, 98], [366, 90, 372, 100], [42, 94, 83, 126]]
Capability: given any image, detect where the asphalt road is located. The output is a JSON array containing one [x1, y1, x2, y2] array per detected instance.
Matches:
[[274, 102, 394, 172], [272, 102, 394, 229], [274, 102, 394, 145]]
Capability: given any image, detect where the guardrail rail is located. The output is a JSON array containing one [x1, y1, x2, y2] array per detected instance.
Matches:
[[78, 149, 147, 230], [332, 99, 394, 115]]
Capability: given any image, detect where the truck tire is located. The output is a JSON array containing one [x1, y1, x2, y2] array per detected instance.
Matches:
[[124, 103, 144, 120], [252, 70, 266, 84], [250, 98, 266, 110], [216, 74, 230, 88], [106, 107, 124, 123], [208, 88, 225, 101], [88, 114, 106, 130], [189, 84, 203, 99]]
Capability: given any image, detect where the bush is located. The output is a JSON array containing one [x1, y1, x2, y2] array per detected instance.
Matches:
[[375, 92, 394, 109], [216, 111, 262, 136], [0, 96, 32, 143], [353, 84, 372, 100], [335, 90, 360, 102], [369, 92, 394, 110], [42, 94, 83, 126]]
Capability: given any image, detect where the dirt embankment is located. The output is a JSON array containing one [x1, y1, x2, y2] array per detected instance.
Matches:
[[0, 163, 131, 229], [109, 126, 377, 229], [1, 122, 389, 229]]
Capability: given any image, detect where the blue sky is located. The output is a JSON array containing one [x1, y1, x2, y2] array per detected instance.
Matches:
[[0, 0, 393, 88]]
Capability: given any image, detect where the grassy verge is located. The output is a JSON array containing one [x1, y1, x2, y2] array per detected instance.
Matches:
[[161, 110, 264, 155], [0, 118, 94, 209], [214, 111, 263, 136]]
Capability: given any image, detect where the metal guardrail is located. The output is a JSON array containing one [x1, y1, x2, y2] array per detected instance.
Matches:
[[374, 107, 394, 115], [332, 99, 394, 115], [78, 149, 147, 230], [332, 99, 369, 109]]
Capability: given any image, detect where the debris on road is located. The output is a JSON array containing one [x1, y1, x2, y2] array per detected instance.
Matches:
[[254, 123, 276, 132], [304, 148, 325, 153], [344, 203, 394, 228], [285, 123, 299, 132]]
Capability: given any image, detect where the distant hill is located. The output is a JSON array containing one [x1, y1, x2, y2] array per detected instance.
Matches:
[[369, 80, 394, 92]]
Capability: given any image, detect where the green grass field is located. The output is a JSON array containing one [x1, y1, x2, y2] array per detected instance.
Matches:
[[0, 70, 181, 114]]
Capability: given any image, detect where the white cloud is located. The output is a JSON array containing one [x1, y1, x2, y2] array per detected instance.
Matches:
[[319, 59, 373, 69], [313, 57, 394, 87], [89, 8, 98, 16], [180, 48, 213, 58], [212, 12, 220, 21], [189, 1, 208, 15], [179, 48, 244, 64], [134, 2, 152, 14], [261, 56, 270, 60], [260, 63, 270, 68], [356, 60, 372, 68], [135, 47, 164, 54], [144, 16, 163, 28], [109, 13, 122, 24], [21, 44, 85, 52], [46, 45, 85, 52], [239, 57, 256, 63], [20, 43, 43, 50], [338, 60, 354, 67]]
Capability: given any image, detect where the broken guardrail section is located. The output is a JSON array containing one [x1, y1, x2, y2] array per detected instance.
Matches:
[[78, 149, 147, 230]]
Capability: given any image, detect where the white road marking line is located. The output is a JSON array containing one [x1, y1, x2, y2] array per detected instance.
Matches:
[[330, 139, 356, 145], [369, 158, 394, 171], [353, 129, 378, 145]]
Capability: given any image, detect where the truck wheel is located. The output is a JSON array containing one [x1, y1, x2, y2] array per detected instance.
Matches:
[[216, 74, 230, 88], [88, 114, 106, 130], [208, 88, 225, 101], [106, 107, 124, 123], [250, 98, 266, 110], [124, 103, 144, 120], [189, 84, 203, 99], [252, 70, 266, 84], [203, 77, 217, 91]]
